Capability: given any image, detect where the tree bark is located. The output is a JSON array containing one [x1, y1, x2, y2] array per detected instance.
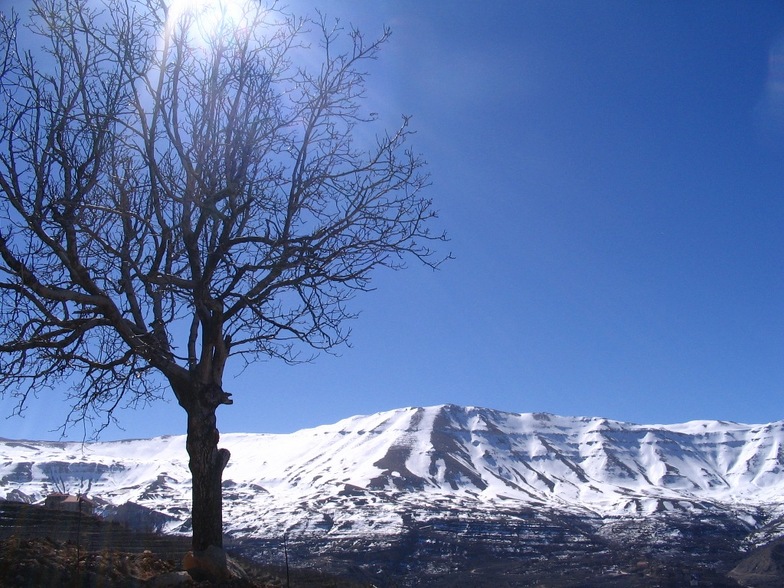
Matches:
[[184, 389, 231, 552]]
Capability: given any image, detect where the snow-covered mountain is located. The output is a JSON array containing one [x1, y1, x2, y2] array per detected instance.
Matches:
[[3, 404, 784, 530], [3, 404, 784, 583]]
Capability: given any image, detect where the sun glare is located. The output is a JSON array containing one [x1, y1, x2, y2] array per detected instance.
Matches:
[[166, 0, 248, 40]]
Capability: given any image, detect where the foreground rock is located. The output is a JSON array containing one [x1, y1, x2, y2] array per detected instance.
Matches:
[[0, 536, 293, 587], [0, 537, 179, 587], [183, 545, 248, 583]]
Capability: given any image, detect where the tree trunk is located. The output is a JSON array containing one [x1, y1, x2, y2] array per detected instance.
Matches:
[[185, 396, 231, 552]]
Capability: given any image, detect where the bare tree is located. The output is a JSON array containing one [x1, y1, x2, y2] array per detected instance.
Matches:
[[0, 0, 446, 569]]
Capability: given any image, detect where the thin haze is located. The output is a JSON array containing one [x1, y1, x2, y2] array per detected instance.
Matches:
[[2, 0, 784, 441]]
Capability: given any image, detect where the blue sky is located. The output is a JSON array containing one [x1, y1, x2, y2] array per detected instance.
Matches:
[[3, 0, 784, 440]]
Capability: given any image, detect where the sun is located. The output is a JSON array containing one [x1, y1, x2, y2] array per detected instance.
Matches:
[[165, 0, 248, 41]]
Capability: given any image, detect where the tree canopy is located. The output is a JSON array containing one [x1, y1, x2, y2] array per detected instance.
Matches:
[[0, 0, 446, 564]]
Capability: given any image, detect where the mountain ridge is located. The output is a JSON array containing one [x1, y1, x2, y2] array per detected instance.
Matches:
[[3, 403, 784, 585], [2, 404, 784, 531]]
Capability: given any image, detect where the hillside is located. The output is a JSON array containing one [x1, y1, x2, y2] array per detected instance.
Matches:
[[3, 404, 784, 585]]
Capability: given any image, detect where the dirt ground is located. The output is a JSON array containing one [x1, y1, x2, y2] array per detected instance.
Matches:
[[0, 536, 285, 587]]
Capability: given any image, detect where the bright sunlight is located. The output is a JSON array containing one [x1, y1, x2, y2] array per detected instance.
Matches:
[[165, 0, 249, 41]]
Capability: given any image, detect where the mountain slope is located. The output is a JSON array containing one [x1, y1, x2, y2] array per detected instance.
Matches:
[[2, 405, 784, 533], [2, 404, 784, 584]]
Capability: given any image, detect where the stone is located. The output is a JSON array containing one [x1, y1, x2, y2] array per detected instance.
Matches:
[[147, 571, 195, 587], [182, 545, 247, 582]]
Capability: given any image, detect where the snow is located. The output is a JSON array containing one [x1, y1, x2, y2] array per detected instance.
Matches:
[[2, 404, 784, 541]]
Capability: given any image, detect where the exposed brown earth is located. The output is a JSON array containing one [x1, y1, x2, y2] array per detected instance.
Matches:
[[729, 538, 784, 588], [0, 501, 365, 587], [1, 536, 184, 587]]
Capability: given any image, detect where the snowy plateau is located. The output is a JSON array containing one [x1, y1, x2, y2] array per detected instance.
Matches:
[[3, 403, 784, 585]]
